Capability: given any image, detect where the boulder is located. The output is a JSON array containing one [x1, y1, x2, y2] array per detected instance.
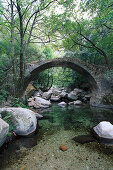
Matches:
[[74, 100, 82, 105], [52, 88, 62, 96], [50, 95, 60, 102], [42, 91, 52, 100], [25, 84, 36, 97], [68, 88, 83, 101], [93, 121, 113, 140], [60, 87, 65, 91], [28, 97, 51, 108], [58, 102, 67, 107], [84, 94, 92, 100], [0, 108, 38, 136], [59, 92, 68, 98], [68, 102, 74, 105], [83, 94, 92, 103], [0, 118, 9, 147], [34, 91, 41, 97], [34, 97, 51, 108], [72, 135, 95, 144], [28, 97, 35, 107]]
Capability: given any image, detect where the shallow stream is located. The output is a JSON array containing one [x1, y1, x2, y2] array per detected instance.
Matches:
[[0, 104, 113, 170]]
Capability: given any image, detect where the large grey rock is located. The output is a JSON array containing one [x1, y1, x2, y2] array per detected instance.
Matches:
[[93, 121, 113, 139], [42, 91, 52, 100], [68, 88, 83, 101], [0, 118, 9, 147], [59, 92, 68, 98], [28, 97, 51, 108], [58, 102, 67, 107], [0, 108, 38, 136]]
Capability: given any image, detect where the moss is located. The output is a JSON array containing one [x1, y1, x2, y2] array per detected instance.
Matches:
[[102, 94, 113, 105]]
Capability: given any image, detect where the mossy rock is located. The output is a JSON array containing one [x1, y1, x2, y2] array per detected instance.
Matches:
[[102, 94, 113, 105]]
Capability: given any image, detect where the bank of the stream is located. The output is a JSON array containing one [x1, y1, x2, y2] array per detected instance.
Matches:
[[0, 104, 113, 170]]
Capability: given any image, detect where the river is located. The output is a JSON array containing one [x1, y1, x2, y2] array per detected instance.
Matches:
[[0, 104, 113, 170]]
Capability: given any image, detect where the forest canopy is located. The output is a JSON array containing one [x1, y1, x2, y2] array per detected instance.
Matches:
[[0, 0, 113, 103]]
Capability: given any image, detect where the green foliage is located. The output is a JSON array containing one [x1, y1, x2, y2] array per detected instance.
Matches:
[[2, 112, 15, 136], [33, 68, 53, 91], [0, 0, 112, 103], [102, 94, 113, 105], [42, 46, 54, 59], [33, 67, 90, 91], [0, 90, 9, 104], [10, 97, 29, 108]]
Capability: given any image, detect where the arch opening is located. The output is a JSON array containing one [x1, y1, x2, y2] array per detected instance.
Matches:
[[25, 59, 99, 94]]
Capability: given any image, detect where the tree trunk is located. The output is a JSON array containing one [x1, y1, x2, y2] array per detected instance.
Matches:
[[16, 0, 25, 91], [10, 0, 17, 95]]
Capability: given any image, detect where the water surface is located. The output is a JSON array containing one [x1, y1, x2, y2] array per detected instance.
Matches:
[[0, 104, 113, 169]]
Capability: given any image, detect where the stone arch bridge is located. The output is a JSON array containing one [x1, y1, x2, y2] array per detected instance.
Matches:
[[24, 57, 111, 105]]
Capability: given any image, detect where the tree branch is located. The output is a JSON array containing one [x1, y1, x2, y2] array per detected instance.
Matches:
[[23, 0, 57, 36]]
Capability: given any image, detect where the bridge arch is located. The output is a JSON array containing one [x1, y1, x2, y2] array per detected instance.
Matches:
[[24, 58, 99, 95]]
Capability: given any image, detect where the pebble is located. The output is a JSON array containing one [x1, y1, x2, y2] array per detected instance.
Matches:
[[59, 144, 67, 151]]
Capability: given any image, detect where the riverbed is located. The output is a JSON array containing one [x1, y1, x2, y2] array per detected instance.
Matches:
[[0, 104, 113, 170]]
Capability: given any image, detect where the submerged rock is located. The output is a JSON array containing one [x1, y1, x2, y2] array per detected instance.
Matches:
[[72, 135, 95, 144], [0, 118, 9, 147], [0, 108, 38, 136]]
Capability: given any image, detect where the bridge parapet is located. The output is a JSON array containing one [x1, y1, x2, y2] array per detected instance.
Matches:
[[27, 57, 108, 78]]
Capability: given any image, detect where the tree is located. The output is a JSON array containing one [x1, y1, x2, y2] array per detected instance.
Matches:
[[44, 0, 113, 68], [1, 0, 58, 95]]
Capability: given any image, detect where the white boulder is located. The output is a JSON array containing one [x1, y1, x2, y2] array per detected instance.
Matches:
[[28, 97, 51, 108], [93, 121, 113, 139], [74, 100, 82, 105], [34, 97, 51, 108], [0, 107, 38, 136], [0, 118, 9, 147], [58, 102, 67, 107]]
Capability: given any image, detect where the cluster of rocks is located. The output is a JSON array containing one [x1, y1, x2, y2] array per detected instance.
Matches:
[[0, 107, 43, 147], [27, 87, 91, 108]]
